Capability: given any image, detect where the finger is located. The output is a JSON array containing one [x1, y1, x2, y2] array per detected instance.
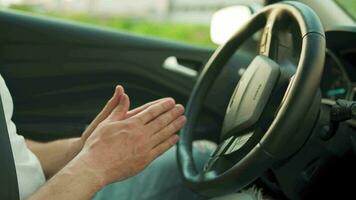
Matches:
[[150, 115, 186, 148], [126, 98, 168, 119], [108, 94, 130, 121], [149, 135, 179, 160], [95, 85, 124, 121], [133, 98, 175, 124], [83, 85, 123, 137], [146, 104, 184, 134]]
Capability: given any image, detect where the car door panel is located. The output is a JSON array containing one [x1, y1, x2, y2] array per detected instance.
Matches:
[[0, 10, 254, 141]]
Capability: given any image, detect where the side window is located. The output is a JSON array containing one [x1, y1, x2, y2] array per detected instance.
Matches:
[[334, 0, 356, 20], [3, 0, 261, 47]]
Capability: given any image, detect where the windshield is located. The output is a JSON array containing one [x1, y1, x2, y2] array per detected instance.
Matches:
[[335, 0, 356, 20]]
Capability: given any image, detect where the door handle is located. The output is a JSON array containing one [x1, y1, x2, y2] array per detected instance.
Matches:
[[163, 56, 198, 77]]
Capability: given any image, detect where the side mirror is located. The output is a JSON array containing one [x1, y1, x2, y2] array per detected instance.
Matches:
[[210, 5, 254, 45]]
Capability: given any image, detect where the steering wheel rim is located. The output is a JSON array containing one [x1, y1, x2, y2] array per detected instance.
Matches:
[[177, 1, 325, 197]]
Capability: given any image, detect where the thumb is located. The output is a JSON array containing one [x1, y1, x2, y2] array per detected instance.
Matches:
[[95, 85, 124, 122], [108, 93, 130, 121], [82, 85, 124, 141]]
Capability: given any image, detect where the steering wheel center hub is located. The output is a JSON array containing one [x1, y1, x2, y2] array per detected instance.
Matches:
[[221, 56, 280, 140]]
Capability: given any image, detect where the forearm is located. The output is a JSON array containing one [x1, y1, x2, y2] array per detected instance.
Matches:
[[28, 157, 102, 200], [26, 138, 83, 178]]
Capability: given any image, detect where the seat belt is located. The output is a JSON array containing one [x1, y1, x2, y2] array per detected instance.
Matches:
[[0, 95, 19, 199]]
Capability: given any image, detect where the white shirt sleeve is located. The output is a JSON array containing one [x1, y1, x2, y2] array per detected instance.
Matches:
[[0, 74, 45, 200]]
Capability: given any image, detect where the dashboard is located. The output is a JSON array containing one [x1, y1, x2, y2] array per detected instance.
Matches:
[[321, 50, 355, 101], [321, 27, 356, 103], [343, 50, 356, 101]]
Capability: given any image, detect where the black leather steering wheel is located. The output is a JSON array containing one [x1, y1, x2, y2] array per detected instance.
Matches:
[[177, 1, 325, 197]]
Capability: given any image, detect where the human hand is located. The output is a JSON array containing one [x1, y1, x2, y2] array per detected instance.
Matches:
[[81, 86, 169, 144], [76, 95, 186, 187], [81, 85, 124, 144]]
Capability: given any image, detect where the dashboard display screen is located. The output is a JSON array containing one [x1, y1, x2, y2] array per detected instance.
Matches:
[[320, 53, 351, 100]]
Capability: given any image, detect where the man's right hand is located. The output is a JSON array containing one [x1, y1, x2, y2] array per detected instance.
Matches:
[[28, 93, 186, 200], [76, 94, 186, 188]]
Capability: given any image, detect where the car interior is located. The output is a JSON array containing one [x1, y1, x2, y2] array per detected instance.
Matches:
[[0, 0, 356, 199]]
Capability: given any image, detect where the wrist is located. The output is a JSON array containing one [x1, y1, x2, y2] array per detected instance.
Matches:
[[65, 156, 105, 193], [67, 138, 84, 159], [75, 148, 110, 188]]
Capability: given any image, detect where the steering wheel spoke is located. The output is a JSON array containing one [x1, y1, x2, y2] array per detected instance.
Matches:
[[260, 10, 279, 56], [204, 131, 255, 173], [210, 136, 235, 157], [203, 136, 234, 171], [224, 132, 254, 155]]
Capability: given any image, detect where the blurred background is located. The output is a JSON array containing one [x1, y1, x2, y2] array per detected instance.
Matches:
[[0, 0, 263, 47], [1, 0, 354, 47]]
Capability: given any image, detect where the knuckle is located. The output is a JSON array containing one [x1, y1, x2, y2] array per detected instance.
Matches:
[[161, 128, 171, 138], [161, 102, 168, 109], [173, 106, 181, 115], [168, 109, 176, 119], [152, 136, 162, 146], [124, 120, 137, 130], [160, 102, 172, 110], [134, 116, 145, 124], [147, 109, 156, 118], [172, 120, 180, 130], [99, 123, 111, 132], [143, 102, 150, 108], [157, 118, 167, 127]]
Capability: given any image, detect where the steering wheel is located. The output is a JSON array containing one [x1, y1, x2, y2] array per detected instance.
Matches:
[[177, 1, 325, 197]]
